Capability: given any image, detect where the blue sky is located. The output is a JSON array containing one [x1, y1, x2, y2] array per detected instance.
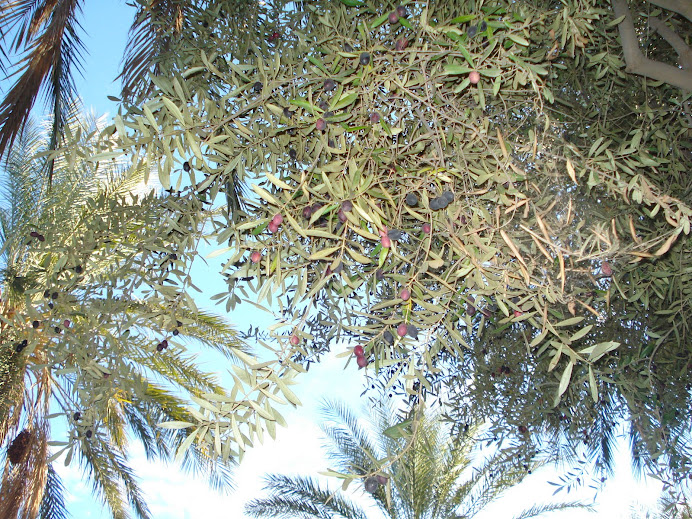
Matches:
[[2, 2, 666, 517]]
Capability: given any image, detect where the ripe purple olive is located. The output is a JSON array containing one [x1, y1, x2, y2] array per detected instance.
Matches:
[[73, 411, 81, 421], [272, 213, 284, 225], [400, 288, 411, 301], [354, 345, 365, 356], [85, 429, 93, 439], [289, 149, 297, 160], [357, 356, 368, 368], [32, 320, 40, 328], [407, 324, 418, 339], [397, 323, 408, 337], [396, 5, 408, 17], [324, 79, 337, 92], [602, 261, 613, 277], [383, 330, 394, 344], [251, 251, 261, 263], [315, 118, 327, 131], [422, 223, 431, 234], [303, 206, 312, 219], [268, 220, 280, 233], [370, 112, 381, 124], [30, 231, 40, 238], [283, 107, 292, 119], [381, 235, 391, 248], [388, 11, 399, 24], [338, 209, 347, 223], [290, 334, 300, 345], [395, 38, 408, 51], [253, 81, 263, 92], [364, 476, 379, 493], [359, 52, 370, 66], [376, 474, 388, 485]]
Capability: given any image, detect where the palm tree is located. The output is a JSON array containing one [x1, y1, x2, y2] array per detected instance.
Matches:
[[245, 398, 592, 519], [0, 0, 264, 174], [0, 112, 246, 519]]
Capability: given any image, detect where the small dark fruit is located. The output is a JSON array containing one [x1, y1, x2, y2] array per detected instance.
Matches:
[[376, 474, 389, 485], [51, 292, 58, 300], [369, 112, 380, 124], [289, 148, 297, 160], [32, 320, 40, 328], [290, 334, 300, 345], [479, 20, 487, 32], [364, 476, 379, 493], [376, 269, 385, 280], [315, 118, 327, 131], [354, 345, 365, 356], [602, 261, 613, 276], [383, 330, 394, 344], [388, 11, 399, 24], [387, 229, 403, 241], [43, 290, 50, 298], [357, 356, 368, 368], [156, 343, 165, 352], [85, 429, 93, 439], [54, 327, 61, 334], [172, 329, 179, 336], [405, 193, 418, 206], [442, 191, 454, 204], [283, 107, 292, 119], [183, 161, 191, 172], [467, 24, 478, 37], [251, 251, 262, 263], [407, 324, 418, 339], [400, 288, 411, 301], [324, 79, 337, 92], [359, 52, 370, 66], [30, 231, 40, 237], [344, 42, 353, 52], [303, 206, 312, 219], [422, 223, 431, 234], [73, 411, 81, 421], [37, 234, 45, 242], [75, 265, 83, 273], [272, 213, 284, 225], [253, 81, 263, 92], [518, 425, 528, 434], [338, 209, 347, 223], [395, 37, 408, 51], [396, 5, 407, 17], [342, 200, 353, 212], [397, 323, 408, 337]]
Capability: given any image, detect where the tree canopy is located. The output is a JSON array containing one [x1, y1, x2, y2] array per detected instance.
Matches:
[[5, 0, 691, 502]]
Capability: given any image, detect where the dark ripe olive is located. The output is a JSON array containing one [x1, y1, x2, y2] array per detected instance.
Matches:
[[289, 149, 297, 160], [388, 11, 399, 24], [315, 118, 327, 131], [375, 269, 385, 280], [479, 20, 487, 32], [467, 25, 477, 37], [253, 81, 263, 92], [319, 100, 329, 111], [51, 292, 58, 300], [30, 231, 39, 237], [324, 79, 336, 92], [396, 5, 408, 17], [383, 330, 394, 344], [172, 329, 179, 336], [442, 190, 454, 203], [283, 107, 292, 119], [359, 52, 370, 66], [183, 161, 191, 172], [406, 324, 418, 339], [342, 200, 353, 212], [405, 193, 418, 206], [429, 197, 442, 210], [324, 111, 334, 118], [387, 229, 403, 241], [364, 476, 379, 493], [369, 112, 380, 124], [73, 411, 81, 421], [344, 42, 353, 52], [32, 320, 40, 328], [303, 206, 312, 219], [156, 343, 165, 352], [85, 429, 93, 439], [395, 37, 408, 51], [75, 265, 83, 273]]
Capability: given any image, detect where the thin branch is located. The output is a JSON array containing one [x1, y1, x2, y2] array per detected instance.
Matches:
[[611, 0, 692, 90], [647, 0, 692, 23], [648, 17, 692, 69]]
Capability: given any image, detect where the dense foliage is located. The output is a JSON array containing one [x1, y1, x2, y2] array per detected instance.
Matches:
[[6, 0, 691, 503]]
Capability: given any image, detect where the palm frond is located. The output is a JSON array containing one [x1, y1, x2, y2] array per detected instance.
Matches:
[[39, 463, 69, 519], [319, 399, 380, 475], [510, 500, 595, 519], [245, 474, 369, 519], [120, 0, 193, 101], [0, 0, 85, 163], [79, 434, 151, 519]]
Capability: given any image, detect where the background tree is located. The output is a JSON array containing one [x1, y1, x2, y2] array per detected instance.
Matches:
[[0, 112, 297, 518], [245, 399, 590, 519]]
